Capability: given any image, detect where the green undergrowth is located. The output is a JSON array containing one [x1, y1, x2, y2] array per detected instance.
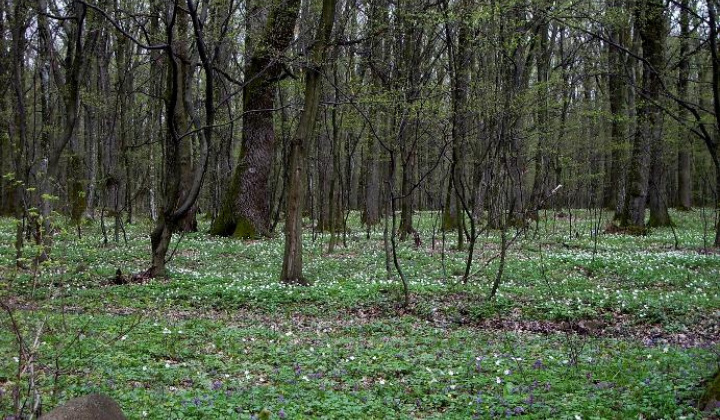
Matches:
[[0, 210, 719, 418], [0, 311, 716, 419]]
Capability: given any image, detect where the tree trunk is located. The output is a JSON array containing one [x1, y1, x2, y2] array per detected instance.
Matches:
[[707, 0, 720, 247], [529, 16, 551, 215], [620, 0, 667, 230], [397, 5, 422, 240], [146, 0, 215, 277], [676, 0, 692, 210], [399, 146, 416, 239], [176, 11, 198, 232], [281, 0, 337, 284], [210, 0, 301, 238], [362, 124, 381, 227], [360, 0, 386, 229], [645, 0, 671, 227], [604, 0, 629, 211], [148, 214, 174, 278]]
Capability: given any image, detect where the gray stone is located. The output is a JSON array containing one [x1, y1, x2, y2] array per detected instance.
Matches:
[[39, 394, 126, 420]]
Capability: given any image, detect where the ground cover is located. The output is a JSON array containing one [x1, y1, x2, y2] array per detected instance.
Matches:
[[1, 210, 718, 419]]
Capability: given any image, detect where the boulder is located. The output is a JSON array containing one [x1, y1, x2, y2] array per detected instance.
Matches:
[[39, 394, 126, 420], [701, 370, 720, 416]]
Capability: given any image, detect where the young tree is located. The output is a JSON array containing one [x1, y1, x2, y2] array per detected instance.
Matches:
[[603, 0, 630, 211], [675, 0, 693, 210], [281, 0, 338, 285], [142, 0, 215, 277]]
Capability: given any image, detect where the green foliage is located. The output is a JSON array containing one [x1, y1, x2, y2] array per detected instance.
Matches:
[[0, 210, 718, 418]]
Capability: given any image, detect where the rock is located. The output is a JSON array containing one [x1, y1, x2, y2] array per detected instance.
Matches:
[[701, 370, 720, 415], [39, 394, 126, 420]]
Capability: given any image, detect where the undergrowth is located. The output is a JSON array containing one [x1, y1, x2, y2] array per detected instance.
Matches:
[[0, 210, 718, 419]]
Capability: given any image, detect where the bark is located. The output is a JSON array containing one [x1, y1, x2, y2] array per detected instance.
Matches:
[[398, 2, 423, 240], [399, 144, 417, 239], [360, 0, 385, 228], [83, 102, 97, 218], [114, 33, 130, 238], [210, 0, 301, 238], [529, 17, 551, 216], [620, 0, 667, 229], [645, 0, 671, 226], [281, 0, 338, 285], [9, 0, 28, 213], [707, 0, 720, 247], [603, 0, 629, 211], [147, 0, 215, 277], [676, 0, 692, 210], [443, 0, 471, 249], [0, 0, 12, 216], [176, 10, 198, 232], [362, 122, 381, 226], [207, 0, 234, 220], [37, 0, 90, 254]]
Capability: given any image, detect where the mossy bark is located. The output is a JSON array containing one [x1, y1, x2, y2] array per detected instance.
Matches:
[[620, 0, 666, 230], [211, 0, 301, 239], [209, 167, 242, 236], [68, 155, 87, 228]]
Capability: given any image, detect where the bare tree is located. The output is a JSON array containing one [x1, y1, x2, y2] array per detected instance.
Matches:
[[281, 0, 338, 285]]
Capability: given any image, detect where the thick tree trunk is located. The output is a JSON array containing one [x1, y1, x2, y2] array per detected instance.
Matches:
[[83, 103, 98, 219], [708, 0, 720, 246], [9, 0, 29, 265], [360, 1, 385, 229], [648, 131, 671, 226], [397, 2, 423, 240], [529, 18, 550, 215], [451, 6, 471, 248], [362, 128, 381, 227], [620, 0, 667, 230], [441, 0, 470, 251], [211, 0, 301, 238], [399, 146, 416, 240]]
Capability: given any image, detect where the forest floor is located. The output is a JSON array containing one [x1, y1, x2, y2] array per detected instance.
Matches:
[[0, 210, 719, 419]]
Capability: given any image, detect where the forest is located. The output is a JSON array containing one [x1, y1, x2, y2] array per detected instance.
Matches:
[[1, 0, 720, 418]]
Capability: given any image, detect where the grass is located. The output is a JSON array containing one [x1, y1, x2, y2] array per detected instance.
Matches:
[[0, 209, 719, 419]]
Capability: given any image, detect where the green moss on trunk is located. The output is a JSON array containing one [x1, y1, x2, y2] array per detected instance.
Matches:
[[232, 217, 259, 239], [209, 167, 242, 237]]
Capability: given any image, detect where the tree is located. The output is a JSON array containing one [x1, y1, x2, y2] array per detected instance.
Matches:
[[603, 0, 630, 212], [210, 0, 301, 238], [675, 0, 693, 210], [442, 0, 472, 250], [145, 0, 215, 277], [360, 0, 389, 230], [619, 0, 669, 229], [699, 0, 720, 245], [281, 0, 338, 285]]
